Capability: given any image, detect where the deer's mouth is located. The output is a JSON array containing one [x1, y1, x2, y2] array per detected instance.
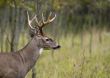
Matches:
[[52, 45, 61, 50], [43, 45, 61, 50]]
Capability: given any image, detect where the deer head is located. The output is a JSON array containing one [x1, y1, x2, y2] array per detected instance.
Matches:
[[27, 12, 61, 50]]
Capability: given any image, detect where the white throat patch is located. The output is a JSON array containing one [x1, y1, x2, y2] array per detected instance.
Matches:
[[39, 48, 43, 55]]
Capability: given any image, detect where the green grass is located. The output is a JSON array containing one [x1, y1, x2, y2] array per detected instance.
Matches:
[[25, 31, 110, 78], [1, 31, 110, 78]]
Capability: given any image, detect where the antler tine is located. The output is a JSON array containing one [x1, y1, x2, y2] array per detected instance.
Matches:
[[49, 13, 56, 22], [27, 11, 36, 29], [35, 15, 41, 27], [41, 12, 56, 28], [47, 12, 52, 20], [42, 13, 45, 24]]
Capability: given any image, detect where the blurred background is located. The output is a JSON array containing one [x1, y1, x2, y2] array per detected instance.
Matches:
[[0, 0, 110, 78]]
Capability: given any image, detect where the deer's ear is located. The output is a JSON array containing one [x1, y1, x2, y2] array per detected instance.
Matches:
[[29, 29, 36, 38]]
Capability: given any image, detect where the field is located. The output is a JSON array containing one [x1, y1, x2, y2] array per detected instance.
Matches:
[[24, 31, 110, 78], [0, 0, 110, 78]]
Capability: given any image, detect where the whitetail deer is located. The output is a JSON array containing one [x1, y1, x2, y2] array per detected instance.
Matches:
[[0, 12, 60, 78]]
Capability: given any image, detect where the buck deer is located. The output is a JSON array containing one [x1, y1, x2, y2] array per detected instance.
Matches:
[[0, 12, 60, 78]]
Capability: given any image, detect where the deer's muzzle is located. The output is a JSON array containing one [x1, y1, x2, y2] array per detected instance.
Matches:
[[52, 45, 61, 49]]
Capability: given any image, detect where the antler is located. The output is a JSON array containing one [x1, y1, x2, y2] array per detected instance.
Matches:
[[27, 11, 36, 30], [27, 11, 56, 35], [35, 12, 56, 28]]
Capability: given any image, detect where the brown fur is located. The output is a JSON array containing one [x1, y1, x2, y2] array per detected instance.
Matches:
[[0, 38, 41, 78]]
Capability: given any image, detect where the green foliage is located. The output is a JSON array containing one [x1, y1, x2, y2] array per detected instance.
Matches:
[[0, 0, 6, 8], [95, 0, 110, 9], [0, 0, 35, 11]]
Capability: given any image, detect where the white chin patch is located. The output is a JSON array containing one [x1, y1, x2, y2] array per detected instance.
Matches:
[[39, 48, 43, 54]]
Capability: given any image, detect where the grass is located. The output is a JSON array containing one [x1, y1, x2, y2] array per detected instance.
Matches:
[[1, 31, 110, 78], [25, 31, 110, 78]]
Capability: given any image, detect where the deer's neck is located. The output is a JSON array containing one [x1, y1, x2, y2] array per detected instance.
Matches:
[[19, 38, 42, 72]]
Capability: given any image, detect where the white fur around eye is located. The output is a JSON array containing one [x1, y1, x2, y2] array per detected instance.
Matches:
[[45, 37, 48, 39], [39, 48, 43, 55]]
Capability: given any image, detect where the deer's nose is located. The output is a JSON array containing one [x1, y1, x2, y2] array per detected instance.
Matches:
[[53, 45, 61, 49]]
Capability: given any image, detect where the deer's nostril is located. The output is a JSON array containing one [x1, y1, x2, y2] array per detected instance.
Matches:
[[57, 45, 61, 48], [53, 45, 61, 49]]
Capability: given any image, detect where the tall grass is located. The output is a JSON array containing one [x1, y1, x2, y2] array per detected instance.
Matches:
[[0, 30, 110, 78], [24, 31, 110, 78]]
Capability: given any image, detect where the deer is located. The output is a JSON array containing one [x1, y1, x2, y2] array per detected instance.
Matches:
[[0, 12, 60, 78]]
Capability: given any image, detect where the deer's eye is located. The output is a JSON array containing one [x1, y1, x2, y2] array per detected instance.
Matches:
[[46, 39, 50, 41]]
